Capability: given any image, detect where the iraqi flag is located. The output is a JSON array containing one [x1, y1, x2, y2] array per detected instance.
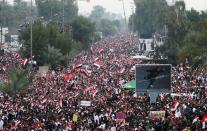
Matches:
[[192, 116, 199, 124], [171, 101, 179, 111], [74, 64, 82, 69], [41, 97, 48, 104], [80, 68, 91, 76], [97, 48, 104, 53], [90, 89, 98, 97], [85, 86, 91, 91], [23, 58, 28, 66], [160, 93, 165, 101], [94, 57, 99, 61], [64, 68, 75, 82], [119, 67, 125, 73], [201, 115, 207, 129], [102, 77, 108, 82], [94, 61, 105, 69], [74, 92, 79, 97], [64, 73, 73, 82]]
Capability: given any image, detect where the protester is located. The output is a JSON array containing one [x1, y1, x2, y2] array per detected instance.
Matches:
[[0, 34, 206, 130]]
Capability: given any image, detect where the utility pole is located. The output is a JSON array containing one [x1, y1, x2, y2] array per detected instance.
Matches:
[[130, 2, 135, 33], [62, 0, 65, 32], [121, 0, 127, 31], [0, 0, 5, 47], [30, 0, 33, 62]]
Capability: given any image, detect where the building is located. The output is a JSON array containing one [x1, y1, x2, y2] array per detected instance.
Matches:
[[167, 0, 184, 6], [0, 27, 9, 44]]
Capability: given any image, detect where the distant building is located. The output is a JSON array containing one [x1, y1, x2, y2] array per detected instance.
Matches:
[[167, 0, 184, 6], [0, 27, 9, 43]]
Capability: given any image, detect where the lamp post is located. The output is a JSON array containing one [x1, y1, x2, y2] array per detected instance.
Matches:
[[30, 0, 33, 63], [0, 0, 5, 48], [130, 2, 135, 33], [120, 0, 127, 31], [62, 0, 65, 32]]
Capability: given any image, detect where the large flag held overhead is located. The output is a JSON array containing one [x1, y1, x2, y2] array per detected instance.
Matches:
[[171, 101, 180, 111], [201, 115, 207, 129], [192, 116, 199, 124], [64, 73, 73, 82], [90, 89, 98, 97], [64, 63, 82, 82], [119, 67, 125, 73], [94, 61, 105, 69]]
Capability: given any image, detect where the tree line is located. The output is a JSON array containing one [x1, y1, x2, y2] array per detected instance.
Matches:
[[129, 0, 207, 67], [0, 0, 123, 69]]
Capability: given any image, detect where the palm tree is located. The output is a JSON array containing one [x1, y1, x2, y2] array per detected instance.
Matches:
[[44, 44, 64, 66], [0, 67, 30, 97]]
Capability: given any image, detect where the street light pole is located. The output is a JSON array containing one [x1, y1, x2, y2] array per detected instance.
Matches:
[[121, 0, 127, 31], [130, 6, 135, 33], [30, 0, 33, 62], [62, 0, 65, 32], [0, 0, 5, 47]]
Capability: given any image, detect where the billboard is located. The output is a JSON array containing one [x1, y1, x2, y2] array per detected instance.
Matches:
[[136, 64, 171, 93]]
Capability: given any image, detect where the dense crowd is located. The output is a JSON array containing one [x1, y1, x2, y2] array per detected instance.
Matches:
[[0, 35, 207, 130]]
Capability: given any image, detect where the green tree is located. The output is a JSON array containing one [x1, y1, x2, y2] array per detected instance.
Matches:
[[89, 5, 105, 22], [0, 0, 33, 29], [96, 19, 117, 37], [71, 16, 95, 49], [186, 9, 200, 23], [5, 34, 11, 42], [90, 5, 124, 35], [155, 1, 188, 64], [43, 45, 64, 67], [19, 22, 73, 66], [19, 22, 48, 65], [0, 67, 31, 97], [132, 0, 169, 34], [35, 0, 78, 22], [178, 18, 207, 67]]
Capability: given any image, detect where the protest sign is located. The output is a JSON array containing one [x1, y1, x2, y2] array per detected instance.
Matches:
[[80, 101, 91, 106], [149, 111, 165, 119]]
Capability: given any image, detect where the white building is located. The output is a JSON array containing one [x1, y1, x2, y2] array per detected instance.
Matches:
[[0, 27, 9, 43]]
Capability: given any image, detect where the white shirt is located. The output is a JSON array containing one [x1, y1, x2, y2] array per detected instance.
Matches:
[[0, 119, 4, 130], [99, 123, 106, 130], [111, 126, 116, 131], [94, 115, 99, 124]]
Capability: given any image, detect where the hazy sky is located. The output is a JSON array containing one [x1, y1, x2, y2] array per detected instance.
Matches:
[[7, 0, 207, 18]]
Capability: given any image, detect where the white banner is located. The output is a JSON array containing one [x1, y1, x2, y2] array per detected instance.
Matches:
[[80, 101, 91, 107]]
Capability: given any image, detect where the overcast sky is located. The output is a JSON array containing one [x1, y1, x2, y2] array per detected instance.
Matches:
[[7, 0, 207, 18]]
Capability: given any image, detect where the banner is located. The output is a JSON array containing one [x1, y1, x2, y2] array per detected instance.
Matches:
[[116, 112, 125, 120], [80, 101, 91, 106], [149, 111, 165, 120]]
